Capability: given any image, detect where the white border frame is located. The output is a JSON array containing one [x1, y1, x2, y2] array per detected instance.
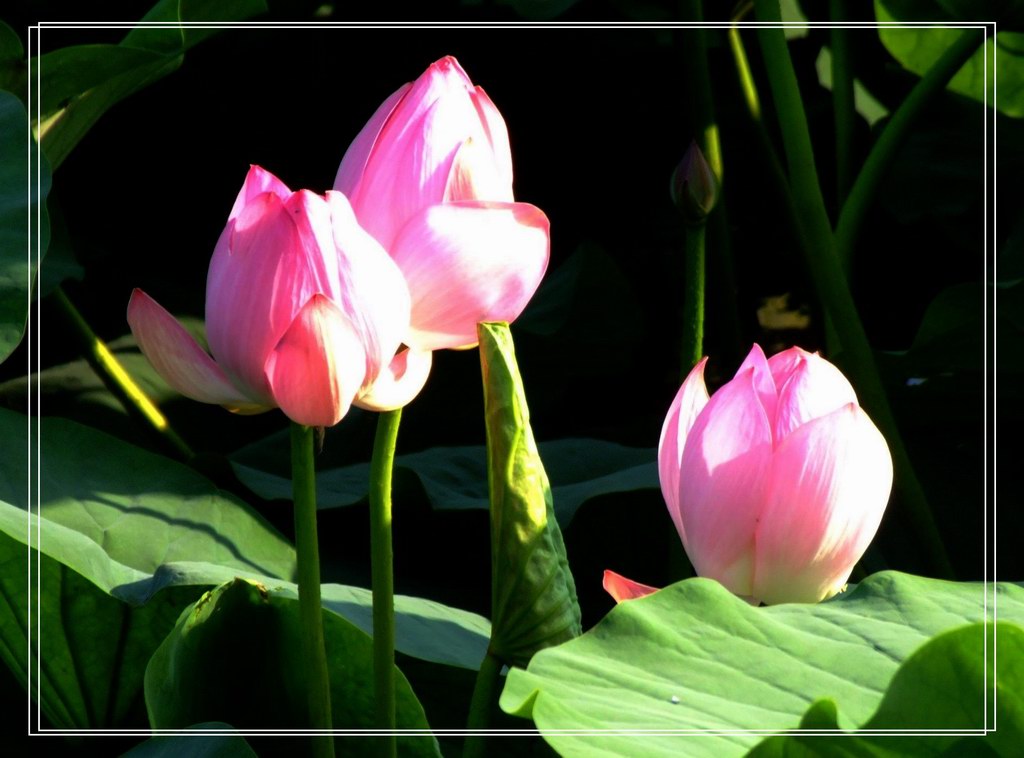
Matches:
[[23, 16, 999, 745]]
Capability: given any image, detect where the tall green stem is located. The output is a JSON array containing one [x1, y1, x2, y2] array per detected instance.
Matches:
[[463, 651, 504, 758], [727, 24, 809, 280], [835, 28, 984, 274], [678, 0, 743, 364], [728, 22, 832, 343], [733, 20, 851, 354], [681, 223, 707, 372], [752, 0, 953, 578], [369, 408, 401, 757], [290, 422, 335, 758], [679, 0, 721, 178], [830, 0, 855, 207], [52, 287, 193, 461]]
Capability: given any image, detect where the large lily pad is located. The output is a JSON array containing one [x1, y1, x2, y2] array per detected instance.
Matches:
[[145, 578, 441, 757], [501, 573, 1022, 757], [0, 405, 295, 728], [0, 529, 197, 728], [749, 622, 1022, 756], [875, 0, 1024, 118], [0, 409, 490, 673], [0, 90, 50, 366], [0, 408, 297, 592]]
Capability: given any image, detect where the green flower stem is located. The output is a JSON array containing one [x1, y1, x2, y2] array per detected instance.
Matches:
[[752, 0, 954, 579], [679, 0, 743, 365], [829, 0, 855, 207], [729, 19, 847, 358], [463, 651, 504, 758], [51, 286, 194, 461], [728, 20, 839, 351], [681, 223, 707, 373], [679, 0, 721, 178], [835, 27, 984, 275], [369, 408, 401, 756], [290, 422, 335, 758], [727, 23, 813, 289], [676, 9, 713, 377]]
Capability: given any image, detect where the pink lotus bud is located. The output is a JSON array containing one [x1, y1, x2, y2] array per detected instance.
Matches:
[[670, 140, 718, 224], [335, 55, 550, 351], [128, 166, 432, 428], [658, 345, 893, 605]]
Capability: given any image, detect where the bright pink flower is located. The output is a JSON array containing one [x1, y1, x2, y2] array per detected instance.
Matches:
[[128, 166, 431, 428], [335, 55, 550, 351], [657, 345, 893, 605]]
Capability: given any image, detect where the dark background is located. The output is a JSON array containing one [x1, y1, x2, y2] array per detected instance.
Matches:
[[1, 0, 1015, 752]]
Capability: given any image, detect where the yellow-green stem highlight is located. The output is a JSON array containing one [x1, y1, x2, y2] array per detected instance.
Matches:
[[52, 287, 193, 461], [369, 408, 401, 757], [290, 422, 335, 758], [728, 25, 762, 122]]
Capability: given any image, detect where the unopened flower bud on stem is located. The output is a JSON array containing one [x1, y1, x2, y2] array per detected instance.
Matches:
[[670, 140, 719, 224]]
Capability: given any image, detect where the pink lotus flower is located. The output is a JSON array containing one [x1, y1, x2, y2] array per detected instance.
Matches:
[[665, 345, 893, 604], [604, 345, 893, 607], [128, 165, 431, 428], [334, 55, 549, 351]]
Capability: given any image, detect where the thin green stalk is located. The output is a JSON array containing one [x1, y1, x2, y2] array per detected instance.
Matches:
[[369, 408, 402, 757], [727, 23, 806, 264], [51, 287, 193, 461], [679, 0, 721, 178], [678, 0, 743, 364], [682, 223, 707, 372], [752, 0, 954, 579], [728, 21, 828, 340], [830, 0, 855, 207], [835, 28, 984, 274], [463, 651, 504, 758], [290, 423, 335, 758]]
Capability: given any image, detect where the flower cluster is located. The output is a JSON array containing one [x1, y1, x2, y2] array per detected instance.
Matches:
[[129, 56, 549, 427]]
